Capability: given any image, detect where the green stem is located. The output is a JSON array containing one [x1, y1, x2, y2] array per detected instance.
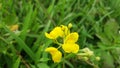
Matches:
[[63, 53, 67, 68], [85, 61, 99, 68], [0, 36, 10, 44], [54, 39, 62, 49]]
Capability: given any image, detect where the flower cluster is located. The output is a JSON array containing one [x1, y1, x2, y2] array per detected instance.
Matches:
[[45, 23, 79, 63], [45, 23, 100, 65], [77, 47, 100, 61]]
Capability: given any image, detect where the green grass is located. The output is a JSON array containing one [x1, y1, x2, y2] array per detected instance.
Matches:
[[0, 0, 120, 68]]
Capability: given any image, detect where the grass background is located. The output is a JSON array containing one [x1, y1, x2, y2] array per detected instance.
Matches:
[[0, 0, 120, 68]]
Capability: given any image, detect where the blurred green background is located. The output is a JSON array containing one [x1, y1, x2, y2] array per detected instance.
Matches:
[[0, 0, 120, 68]]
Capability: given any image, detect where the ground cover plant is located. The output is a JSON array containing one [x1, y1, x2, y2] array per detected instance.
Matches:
[[0, 0, 120, 68]]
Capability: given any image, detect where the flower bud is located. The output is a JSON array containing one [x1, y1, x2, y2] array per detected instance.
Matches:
[[68, 23, 72, 28], [95, 56, 100, 61], [87, 51, 94, 56], [83, 57, 89, 61]]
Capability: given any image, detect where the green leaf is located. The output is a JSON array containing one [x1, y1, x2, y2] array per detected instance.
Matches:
[[13, 57, 21, 68], [102, 51, 114, 68], [39, 58, 50, 62], [96, 33, 111, 45], [47, 0, 55, 14], [65, 53, 76, 59], [104, 19, 119, 41], [64, 60, 74, 68], [20, 4, 34, 41], [33, 21, 51, 51], [109, 0, 120, 17], [37, 63, 50, 68], [3, 14, 18, 25], [3, 24, 36, 61], [111, 48, 120, 64]]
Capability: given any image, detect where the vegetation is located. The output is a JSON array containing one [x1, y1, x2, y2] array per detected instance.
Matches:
[[0, 0, 120, 68]]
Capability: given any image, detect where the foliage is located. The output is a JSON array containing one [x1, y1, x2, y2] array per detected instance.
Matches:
[[0, 0, 120, 68]]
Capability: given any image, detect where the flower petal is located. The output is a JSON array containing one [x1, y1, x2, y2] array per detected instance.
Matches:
[[45, 47, 58, 54], [45, 47, 62, 62], [64, 32, 79, 43], [52, 51, 62, 63], [45, 27, 64, 39], [45, 32, 54, 39], [62, 43, 79, 53]]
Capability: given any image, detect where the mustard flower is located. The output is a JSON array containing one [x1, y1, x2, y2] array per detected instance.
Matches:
[[45, 27, 64, 39], [45, 47, 62, 63], [62, 32, 79, 53]]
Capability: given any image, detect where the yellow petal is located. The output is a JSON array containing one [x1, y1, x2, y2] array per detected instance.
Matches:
[[52, 51, 62, 63], [45, 27, 64, 39], [50, 27, 64, 37], [62, 43, 79, 53], [64, 32, 79, 43], [45, 47, 58, 54], [45, 32, 55, 39], [45, 47, 62, 63]]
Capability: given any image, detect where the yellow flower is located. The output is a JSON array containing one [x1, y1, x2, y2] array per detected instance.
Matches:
[[10, 24, 19, 31], [45, 27, 64, 39], [62, 43, 79, 53], [62, 32, 79, 53], [45, 47, 62, 63]]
